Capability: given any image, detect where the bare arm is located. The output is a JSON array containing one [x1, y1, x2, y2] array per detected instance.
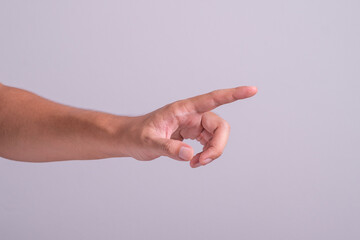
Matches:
[[0, 83, 257, 167], [0, 83, 132, 162]]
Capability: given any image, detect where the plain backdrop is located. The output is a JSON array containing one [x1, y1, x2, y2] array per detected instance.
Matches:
[[0, 1, 359, 239]]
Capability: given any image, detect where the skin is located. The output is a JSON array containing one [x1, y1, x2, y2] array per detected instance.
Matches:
[[0, 83, 257, 168]]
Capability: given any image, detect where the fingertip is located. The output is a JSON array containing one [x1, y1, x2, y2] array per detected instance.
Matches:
[[190, 153, 202, 168], [248, 86, 258, 95], [190, 162, 198, 168], [190, 162, 202, 168], [233, 86, 258, 99], [242, 86, 257, 97]]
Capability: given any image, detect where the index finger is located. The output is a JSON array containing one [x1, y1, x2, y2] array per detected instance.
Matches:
[[183, 86, 257, 113]]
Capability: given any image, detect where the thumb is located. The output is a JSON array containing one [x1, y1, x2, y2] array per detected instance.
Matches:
[[153, 138, 194, 161]]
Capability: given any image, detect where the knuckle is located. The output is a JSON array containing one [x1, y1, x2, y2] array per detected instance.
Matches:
[[167, 100, 189, 115], [221, 120, 231, 130], [209, 90, 221, 107], [166, 101, 181, 112], [210, 89, 220, 96], [162, 103, 173, 112], [216, 117, 229, 127]]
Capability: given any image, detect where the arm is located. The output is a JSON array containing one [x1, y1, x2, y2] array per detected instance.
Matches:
[[0, 83, 257, 167], [0, 83, 131, 162]]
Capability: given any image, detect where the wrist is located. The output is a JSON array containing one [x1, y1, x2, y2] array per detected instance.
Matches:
[[99, 114, 138, 158]]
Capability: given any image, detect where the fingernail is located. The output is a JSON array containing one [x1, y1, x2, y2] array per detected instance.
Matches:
[[202, 158, 213, 165], [179, 147, 192, 161]]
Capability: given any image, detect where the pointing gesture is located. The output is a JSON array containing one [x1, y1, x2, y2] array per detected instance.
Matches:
[[0, 83, 256, 165], [125, 86, 258, 168], [185, 86, 257, 113]]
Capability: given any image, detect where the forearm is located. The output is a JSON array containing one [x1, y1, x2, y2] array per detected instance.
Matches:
[[0, 84, 132, 162]]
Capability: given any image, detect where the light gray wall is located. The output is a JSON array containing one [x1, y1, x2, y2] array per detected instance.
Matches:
[[1, 1, 359, 239]]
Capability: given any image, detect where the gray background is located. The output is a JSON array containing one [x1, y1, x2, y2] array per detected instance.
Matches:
[[0, 0, 359, 239]]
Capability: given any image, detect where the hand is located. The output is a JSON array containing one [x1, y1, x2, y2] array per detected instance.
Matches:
[[121, 86, 257, 168]]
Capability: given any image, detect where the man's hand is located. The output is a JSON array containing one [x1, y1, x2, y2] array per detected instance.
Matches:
[[0, 84, 256, 167], [120, 86, 257, 168]]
